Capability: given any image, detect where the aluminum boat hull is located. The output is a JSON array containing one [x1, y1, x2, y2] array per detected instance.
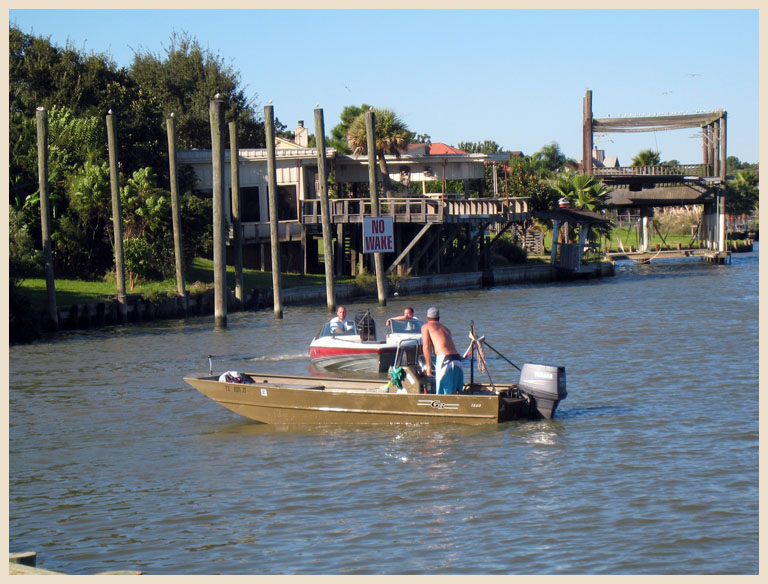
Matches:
[[183, 372, 552, 425]]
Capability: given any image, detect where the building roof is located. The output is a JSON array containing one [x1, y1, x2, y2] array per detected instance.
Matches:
[[427, 142, 467, 155], [535, 208, 612, 225]]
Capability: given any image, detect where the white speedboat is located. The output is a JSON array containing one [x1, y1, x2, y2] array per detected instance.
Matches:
[[309, 310, 423, 374]]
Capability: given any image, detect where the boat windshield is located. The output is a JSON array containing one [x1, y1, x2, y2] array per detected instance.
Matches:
[[388, 318, 423, 334], [319, 322, 358, 337]]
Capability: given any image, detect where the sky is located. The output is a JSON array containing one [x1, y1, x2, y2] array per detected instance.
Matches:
[[8, 9, 761, 165]]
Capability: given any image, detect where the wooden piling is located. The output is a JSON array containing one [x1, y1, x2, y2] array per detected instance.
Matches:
[[35, 107, 58, 330], [264, 104, 283, 319], [209, 95, 227, 328], [314, 108, 336, 312], [166, 113, 187, 313], [583, 90, 593, 175], [365, 110, 387, 307], [229, 120, 245, 303], [106, 110, 127, 323]]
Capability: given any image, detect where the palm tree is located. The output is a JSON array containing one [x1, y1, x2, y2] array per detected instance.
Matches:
[[347, 108, 411, 197], [548, 172, 613, 241], [536, 142, 568, 172], [631, 149, 661, 167]]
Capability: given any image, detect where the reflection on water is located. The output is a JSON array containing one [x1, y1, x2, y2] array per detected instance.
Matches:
[[9, 247, 759, 575]]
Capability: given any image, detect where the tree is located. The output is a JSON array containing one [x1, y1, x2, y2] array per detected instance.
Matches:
[[56, 161, 114, 277], [505, 154, 556, 211], [457, 140, 504, 154], [631, 149, 661, 166], [129, 31, 263, 150], [328, 104, 371, 154], [455, 140, 506, 197], [535, 142, 569, 173], [9, 26, 165, 182], [725, 169, 759, 217], [347, 107, 411, 197], [548, 172, 612, 242], [119, 167, 211, 286]]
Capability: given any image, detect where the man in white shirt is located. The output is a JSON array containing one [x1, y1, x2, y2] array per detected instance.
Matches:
[[329, 305, 355, 333]]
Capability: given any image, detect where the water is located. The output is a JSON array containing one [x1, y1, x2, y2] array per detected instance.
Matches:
[[9, 246, 759, 574]]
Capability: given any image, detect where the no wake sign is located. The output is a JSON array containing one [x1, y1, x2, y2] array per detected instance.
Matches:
[[362, 217, 394, 253]]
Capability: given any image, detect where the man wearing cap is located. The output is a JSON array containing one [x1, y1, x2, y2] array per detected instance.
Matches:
[[421, 307, 464, 394]]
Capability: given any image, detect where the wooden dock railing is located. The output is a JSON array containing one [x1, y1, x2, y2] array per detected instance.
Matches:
[[592, 164, 709, 177], [300, 195, 529, 225]]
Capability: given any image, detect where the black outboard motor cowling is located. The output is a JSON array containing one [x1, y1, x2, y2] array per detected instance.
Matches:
[[518, 363, 567, 419]]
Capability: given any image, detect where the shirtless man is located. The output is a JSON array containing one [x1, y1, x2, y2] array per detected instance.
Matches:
[[421, 307, 464, 394]]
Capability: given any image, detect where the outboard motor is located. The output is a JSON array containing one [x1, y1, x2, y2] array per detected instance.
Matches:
[[518, 363, 567, 419]]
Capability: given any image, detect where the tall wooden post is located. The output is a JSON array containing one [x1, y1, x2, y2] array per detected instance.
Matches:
[[712, 119, 721, 179], [718, 112, 727, 252], [229, 120, 244, 304], [550, 220, 560, 265], [336, 223, 344, 277], [640, 209, 652, 253], [166, 113, 187, 312], [365, 110, 387, 306], [210, 95, 227, 328], [36, 107, 58, 330], [719, 112, 727, 183], [106, 110, 127, 323], [583, 90, 593, 174], [314, 108, 336, 312], [265, 104, 283, 319]]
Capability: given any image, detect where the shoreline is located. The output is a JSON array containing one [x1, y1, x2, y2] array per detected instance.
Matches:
[[18, 262, 614, 342]]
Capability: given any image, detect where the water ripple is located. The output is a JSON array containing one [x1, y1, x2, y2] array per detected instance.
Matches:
[[9, 249, 759, 574]]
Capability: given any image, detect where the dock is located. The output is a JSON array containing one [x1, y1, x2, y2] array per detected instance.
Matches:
[[607, 248, 731, 264]]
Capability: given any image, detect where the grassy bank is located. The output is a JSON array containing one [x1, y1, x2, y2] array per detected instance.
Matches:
[[15, 258, 353, 311], [15, 228, 749, 311]]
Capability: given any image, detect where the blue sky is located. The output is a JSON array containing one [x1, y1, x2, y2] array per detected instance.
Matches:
[[8, 9, 760, 164]]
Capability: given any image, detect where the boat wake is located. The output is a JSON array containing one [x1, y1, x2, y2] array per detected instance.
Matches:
[[250, 353, 309, 363]]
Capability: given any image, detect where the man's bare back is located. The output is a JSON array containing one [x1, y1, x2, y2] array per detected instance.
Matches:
[[421, 320, 459, 376]]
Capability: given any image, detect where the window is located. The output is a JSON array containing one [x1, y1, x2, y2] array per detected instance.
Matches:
[[277, 185, 298, 221], [238, 187, 260, 222]]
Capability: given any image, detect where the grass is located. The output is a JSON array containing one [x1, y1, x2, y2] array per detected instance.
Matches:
[[16, 258, 354, 311], [16, 227, 746, 311], [538, 227, 715, 253]]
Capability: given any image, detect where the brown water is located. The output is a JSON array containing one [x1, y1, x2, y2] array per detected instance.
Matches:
[[9, 246, 759, 574]]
